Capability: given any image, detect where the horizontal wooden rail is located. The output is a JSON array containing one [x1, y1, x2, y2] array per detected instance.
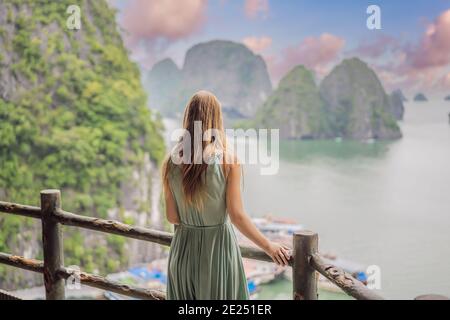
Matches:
[[0, 252, 44, 274], [0, 201, 41, 219], [310, 253, 383, 300], [0, 289, 21, 300], [55, 209, 173, 247], [0, 252, 165, 300], [57, 267, 165, 300], [0, 200, 276, 265], [54, 208, 276, 264]]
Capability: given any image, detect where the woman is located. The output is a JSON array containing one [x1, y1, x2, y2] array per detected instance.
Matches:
[[162, 90, 290, 300]]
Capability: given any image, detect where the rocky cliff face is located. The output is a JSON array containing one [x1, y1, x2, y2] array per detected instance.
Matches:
[[112, 152, 163, 266], [146, 40, 272, 118], [145, 58, 182, 116], [389, 89, 405, 120], [254, 66, 328, 139], [396, 89, 408, 102], [319, 58, 402, 140], [0, 0, 164, 289]]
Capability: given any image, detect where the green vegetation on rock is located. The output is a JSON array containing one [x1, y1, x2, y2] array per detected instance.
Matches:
[[319, 58, 401, 140], [253, 66, 329, 139], [0, 0, 164, 288]]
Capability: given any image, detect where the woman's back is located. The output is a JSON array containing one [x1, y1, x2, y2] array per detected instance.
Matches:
[[168, 156, 227, 227], [166, 154, 249, 300]]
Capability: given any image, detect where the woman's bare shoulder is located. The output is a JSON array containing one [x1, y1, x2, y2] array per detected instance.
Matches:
[[223, 150, 240, 166], [221, 151, 240, 180]]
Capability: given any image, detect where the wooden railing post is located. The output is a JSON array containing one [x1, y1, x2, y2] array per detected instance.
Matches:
[[41, 189, 65, 300], [293, 230, 318, 300]]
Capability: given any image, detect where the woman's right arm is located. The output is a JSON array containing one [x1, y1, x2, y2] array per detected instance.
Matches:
[[225, 159, 291, 266]]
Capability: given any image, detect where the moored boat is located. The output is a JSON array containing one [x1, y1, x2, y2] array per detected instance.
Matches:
[[246, 216, 368, 294]]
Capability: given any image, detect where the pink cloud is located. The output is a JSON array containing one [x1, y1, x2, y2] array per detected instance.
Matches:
[[269, 33, 345, 81], [350, 35, 400, 59], [409, 9, 450, 69], [121, 0, 207, 48], [347, 10, 450, 94], [244, 0, 269, 19], [373, 60, 445, 95], [242, 36, 272, 53]]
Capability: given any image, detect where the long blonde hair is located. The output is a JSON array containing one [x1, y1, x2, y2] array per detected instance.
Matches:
[[162, 91, 227, 209]]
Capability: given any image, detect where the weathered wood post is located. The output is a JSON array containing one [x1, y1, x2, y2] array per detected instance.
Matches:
[[293, 230, 318, 300], [41, 189, 65, 300]]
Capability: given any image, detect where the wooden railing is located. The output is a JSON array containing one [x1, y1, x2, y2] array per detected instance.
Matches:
[[0, 189, 384, 300]]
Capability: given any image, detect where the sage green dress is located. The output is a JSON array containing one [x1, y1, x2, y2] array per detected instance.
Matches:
[[166, 157, 249, 300]]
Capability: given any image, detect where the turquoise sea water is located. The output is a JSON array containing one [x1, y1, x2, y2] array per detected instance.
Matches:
[[241, 101, 450, 299]]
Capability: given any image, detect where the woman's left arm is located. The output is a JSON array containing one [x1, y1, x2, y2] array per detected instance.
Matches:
[[165, 186, 180, 225]]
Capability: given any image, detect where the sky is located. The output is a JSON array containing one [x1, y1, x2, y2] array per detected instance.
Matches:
[[110, 0, 450, 96]]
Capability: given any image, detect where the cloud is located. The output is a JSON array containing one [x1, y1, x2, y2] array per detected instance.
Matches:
[[269, 33, 345, 81], [408, 9, 450, 70], [349, 35, 400, 59], [346, 10, 450, 94], [121, 0, 207, 48], [242, 36, 272, 53], [373, 60, 446, 95], [244, 0, 269, 19]]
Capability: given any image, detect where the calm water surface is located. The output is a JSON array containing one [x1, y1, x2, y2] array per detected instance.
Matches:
[[242, 101, 450, 299]]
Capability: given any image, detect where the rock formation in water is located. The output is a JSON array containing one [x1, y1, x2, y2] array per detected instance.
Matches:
[[388, 89, 405, 120], [0, 0, 164, 289], [254, 66, 328, 139], [395, 89, 407, 102], [319, 58, 402, 140], [444, 95, 450, 101], [146, 40, 272, 118], [414, 93, 428, 101], [250, 58, 402, 140], [145, 58, 182, 116]]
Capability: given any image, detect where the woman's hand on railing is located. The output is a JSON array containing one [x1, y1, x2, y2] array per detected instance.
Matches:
[[264, 242, 291, 266]]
